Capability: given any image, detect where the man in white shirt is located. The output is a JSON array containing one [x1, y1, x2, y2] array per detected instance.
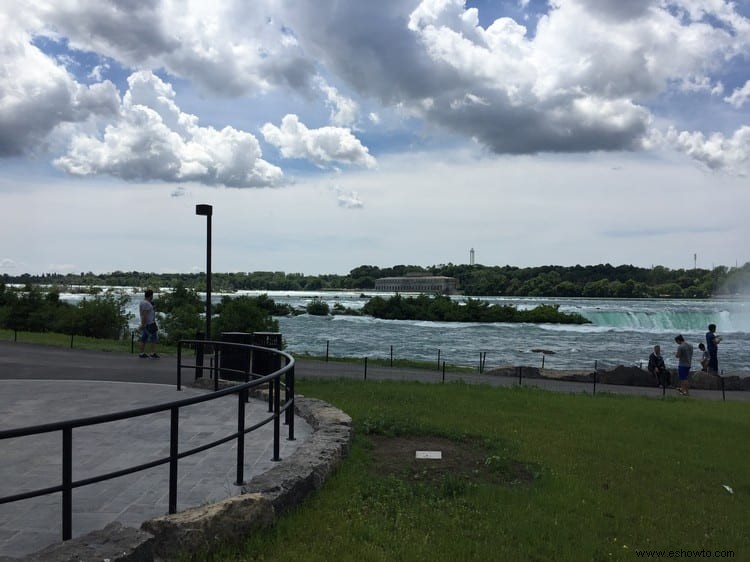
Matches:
[[138, 289, 159, 358]]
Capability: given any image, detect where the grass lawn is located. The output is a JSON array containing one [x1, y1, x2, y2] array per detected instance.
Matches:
[[209, 379, 748, 561]]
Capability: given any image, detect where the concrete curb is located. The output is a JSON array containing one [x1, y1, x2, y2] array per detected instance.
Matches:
[[10, 394, 352, 562]]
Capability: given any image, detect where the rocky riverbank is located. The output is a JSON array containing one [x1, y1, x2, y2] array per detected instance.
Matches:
[[485, 365, 750, 391]]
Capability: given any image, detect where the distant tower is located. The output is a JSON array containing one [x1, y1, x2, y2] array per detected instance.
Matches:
[[694, 253, 697, 269], [470, 248, 475, 266]]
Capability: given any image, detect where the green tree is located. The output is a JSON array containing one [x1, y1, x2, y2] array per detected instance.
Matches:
[[306, 298, 330, 316], [212, 296, 279, 337]]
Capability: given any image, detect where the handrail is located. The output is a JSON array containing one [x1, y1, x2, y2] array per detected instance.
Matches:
[[0, 340, 296, 544]]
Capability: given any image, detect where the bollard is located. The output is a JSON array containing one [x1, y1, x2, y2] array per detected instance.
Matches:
[[131, 330, 135, 354], [593, 369, 596, 395], [326, 340, 329, 363], [442, 361, 446, 383], [541, 354, 545, 369], [14, 329, 17, 342], [437, 349, 441, 371], [364, 357, 368, 380], [721, 375, 725, 401], [518, 366, 522, 385], [70, 332, 74, 349], [390, 345, 393, 367]]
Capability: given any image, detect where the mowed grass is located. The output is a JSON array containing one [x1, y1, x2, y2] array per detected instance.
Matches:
[[0, 328, 159, 354], [212, 379, 748, 562]]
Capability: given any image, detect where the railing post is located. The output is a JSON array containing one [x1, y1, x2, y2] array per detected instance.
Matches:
[[272, 375, 281, 461], [593, 369, 597, 395], [364, 357, 368, 380], [390, 345, 393, 367], [518, 366, 522, 385], [325, 340, 329, 363], [214, 348, 220, 392], [287, 364, 296, 441], [437, 349, 441, 370], [177, 342, 182, 391], [442, 361, 446, 383], [62, 427, 72, 541], [131, 330, 135, 354], [169, 407, 179, 514], [235, 389, 246, 485]]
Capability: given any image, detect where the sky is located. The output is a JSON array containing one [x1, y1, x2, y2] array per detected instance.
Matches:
[[1, 0, 749, 276]]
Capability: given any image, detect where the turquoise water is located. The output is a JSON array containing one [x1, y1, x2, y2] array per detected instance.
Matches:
[[64, 290, 750, 373]]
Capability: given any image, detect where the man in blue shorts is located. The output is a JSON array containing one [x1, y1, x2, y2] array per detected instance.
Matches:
[[674, 334, 693, 396]]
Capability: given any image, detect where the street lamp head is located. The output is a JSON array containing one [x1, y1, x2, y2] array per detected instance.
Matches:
[[195, 204, 213, 216]]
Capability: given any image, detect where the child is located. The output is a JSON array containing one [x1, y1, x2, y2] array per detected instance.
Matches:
[[698, 342, 709, 372]]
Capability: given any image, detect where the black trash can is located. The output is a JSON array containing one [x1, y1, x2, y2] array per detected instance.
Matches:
[[252, 332, 282, 376], [220, 332, 252, 381]]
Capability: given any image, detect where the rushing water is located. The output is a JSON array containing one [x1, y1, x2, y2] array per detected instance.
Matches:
[[61, 290, 750, 373]]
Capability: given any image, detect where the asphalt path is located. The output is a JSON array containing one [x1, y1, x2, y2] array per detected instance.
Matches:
[[1, 340, 747, 401]]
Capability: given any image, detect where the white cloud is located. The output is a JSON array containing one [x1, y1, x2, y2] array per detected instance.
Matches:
[[725, 80, 750, 109], [23, 0, 317, 97], [332, 185, 364, 209], [283, 0, 750, 155], [54, 71, 283, 187], [0, 15, 119, 156], [261, 114, 377, 168], [0, 258, 17, 269], [670, 126, 750, 175], [315, 77, 359, 127]]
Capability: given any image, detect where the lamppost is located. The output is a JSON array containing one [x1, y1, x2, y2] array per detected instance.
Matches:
[[195, 204, 213, 341]]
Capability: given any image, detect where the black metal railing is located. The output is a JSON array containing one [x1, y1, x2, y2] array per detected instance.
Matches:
[[0, 340, 295, 543]]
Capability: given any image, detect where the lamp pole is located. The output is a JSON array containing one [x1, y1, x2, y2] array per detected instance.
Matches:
[[195, 204, 213, 341]]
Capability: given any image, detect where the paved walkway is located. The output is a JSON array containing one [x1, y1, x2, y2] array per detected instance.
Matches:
[[0, 343, 311, 559]]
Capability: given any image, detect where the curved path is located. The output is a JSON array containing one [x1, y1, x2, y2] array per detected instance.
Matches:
[[0, 342, 311, 559]]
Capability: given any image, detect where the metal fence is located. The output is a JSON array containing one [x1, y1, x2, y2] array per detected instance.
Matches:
[[0, 340, 295, 543]]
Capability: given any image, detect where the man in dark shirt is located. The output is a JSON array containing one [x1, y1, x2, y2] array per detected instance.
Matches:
[[706, 324, 722, 374], [647, 345, 668, 386]]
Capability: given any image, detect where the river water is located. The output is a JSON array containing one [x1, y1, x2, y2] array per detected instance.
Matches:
[[236, 292, 750, 373], [63, 290, 750, 373]]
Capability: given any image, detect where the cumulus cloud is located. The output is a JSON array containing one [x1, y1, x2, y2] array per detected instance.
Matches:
[[725, 81, 750, 109], [261, 114, 377, 168], [315, 77, 359, 127], [55, 71, 283, 187], [332, 185, 364, 209], [669, 126, 750, 175], [0, 258, 17, 269], [4, 0, 750, 175], [23, 0, 317, 97], [0, 16, 119, 156], [281, 0, 750, 157]]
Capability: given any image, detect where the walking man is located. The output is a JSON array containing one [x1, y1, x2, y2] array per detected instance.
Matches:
[[139, 289, 159, 359], [705, 323, 722, 374], [674, 334, 693, 396]]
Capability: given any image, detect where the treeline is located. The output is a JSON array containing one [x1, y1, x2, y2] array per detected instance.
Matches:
[[3, 262, 750, 298], [0, 282, 280, 345], [0, 284, 130, 339], [362, 295, 590, 324]]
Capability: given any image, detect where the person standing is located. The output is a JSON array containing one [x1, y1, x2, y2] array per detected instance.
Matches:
[[674, 334, 693, 396], [698, 343, 709, 372], [705, 324, 722, 374], [139, 289, 159, 359]]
